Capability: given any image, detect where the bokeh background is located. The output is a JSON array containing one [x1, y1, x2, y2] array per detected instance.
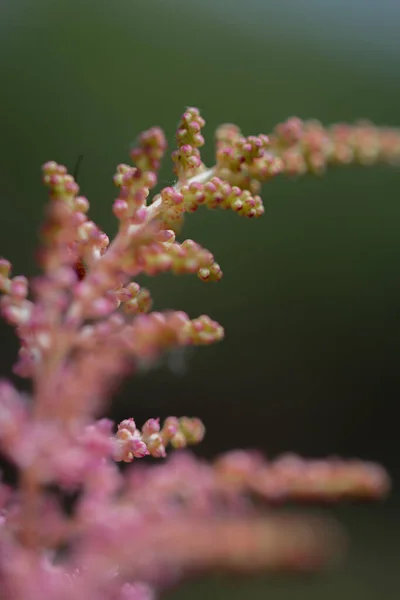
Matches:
[[1, 0, 400, 597]]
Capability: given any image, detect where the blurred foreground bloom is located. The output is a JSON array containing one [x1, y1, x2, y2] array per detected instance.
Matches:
[[0, 108, 397, 600]]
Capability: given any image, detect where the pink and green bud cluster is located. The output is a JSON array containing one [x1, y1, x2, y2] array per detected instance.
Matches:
[[172, 107, 206, 180], [114, 416, 205, 462], [159, 177, 263, 232], [270, 117, 400, 175], [130, 126, 168, 174], [0, 107, 399, 600], [214, 450, 390, 502]]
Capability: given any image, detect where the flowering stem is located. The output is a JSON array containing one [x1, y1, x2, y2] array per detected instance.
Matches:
[[0, 108, 397, 597]]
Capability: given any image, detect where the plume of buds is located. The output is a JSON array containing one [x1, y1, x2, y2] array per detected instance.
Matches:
[[0, 108, 398, 600]]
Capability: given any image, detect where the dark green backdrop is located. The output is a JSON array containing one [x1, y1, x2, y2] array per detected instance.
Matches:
[[1, 1, 400, 598]]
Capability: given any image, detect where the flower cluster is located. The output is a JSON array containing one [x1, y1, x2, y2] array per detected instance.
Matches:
[[0, 108, 399, 600], [114, 416, 205, 462]]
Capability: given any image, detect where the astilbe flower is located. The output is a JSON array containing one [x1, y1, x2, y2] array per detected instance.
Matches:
[[0, 107, 398, 600]]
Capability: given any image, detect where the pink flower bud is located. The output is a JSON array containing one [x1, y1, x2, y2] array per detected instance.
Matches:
[[142, 418, 160, 437], [118, 419, 137, 434], [130, 438, 149, 459]]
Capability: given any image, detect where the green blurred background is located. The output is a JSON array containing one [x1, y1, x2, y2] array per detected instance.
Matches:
[[1, 0, 400, 597]]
